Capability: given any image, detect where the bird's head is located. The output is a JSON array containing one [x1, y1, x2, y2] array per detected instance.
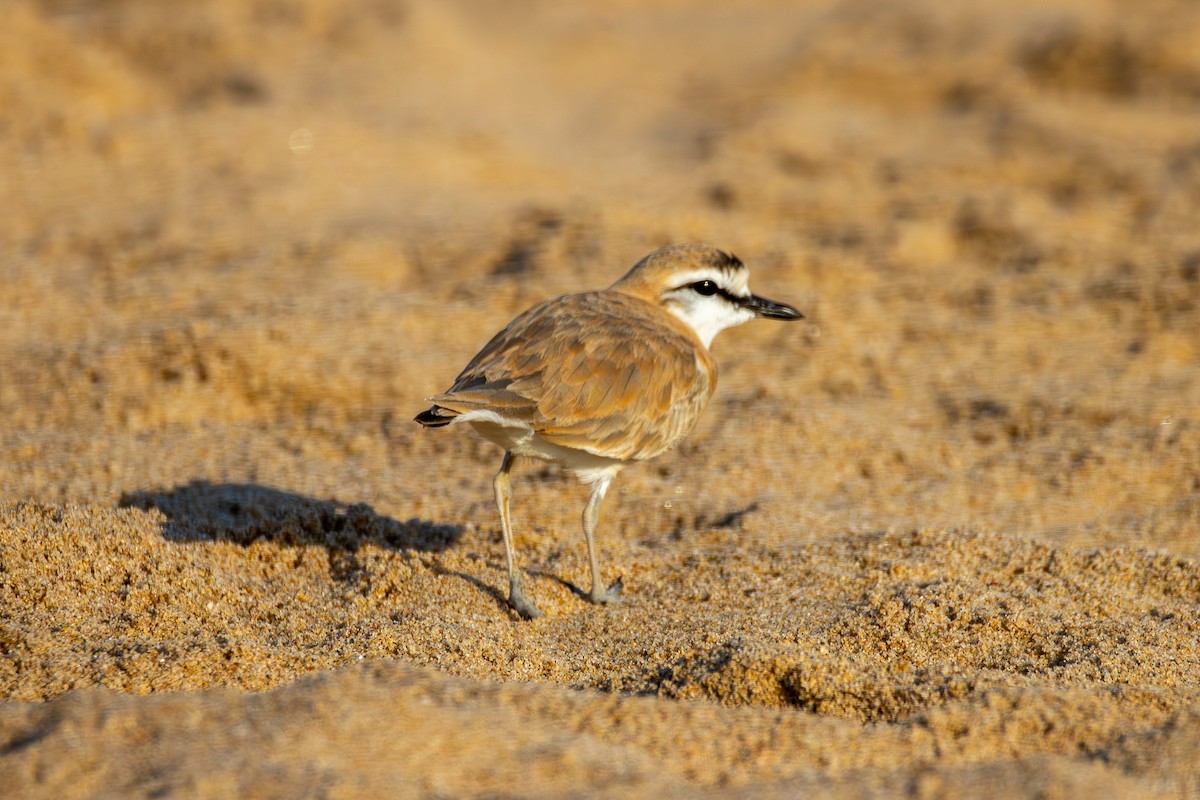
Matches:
[[611, 243, 803, 348]]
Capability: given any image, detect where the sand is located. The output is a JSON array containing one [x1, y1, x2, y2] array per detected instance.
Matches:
[[2, 0, 1199, 797]]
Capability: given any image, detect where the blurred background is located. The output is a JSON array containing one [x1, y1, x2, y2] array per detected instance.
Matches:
[[2, 0, 1198, 557]]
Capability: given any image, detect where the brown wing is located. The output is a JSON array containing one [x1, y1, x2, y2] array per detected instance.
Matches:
[[429, 291, 716, 461]]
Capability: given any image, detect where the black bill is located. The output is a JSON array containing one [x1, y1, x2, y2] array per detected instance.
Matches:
[[741, 294, 804, 320]]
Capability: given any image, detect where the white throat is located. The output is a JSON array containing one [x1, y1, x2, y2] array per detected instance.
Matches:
[[665, 296, 754, 348]]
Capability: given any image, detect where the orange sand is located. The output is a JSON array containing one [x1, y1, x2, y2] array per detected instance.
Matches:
[[2, 1, 1198, 797]]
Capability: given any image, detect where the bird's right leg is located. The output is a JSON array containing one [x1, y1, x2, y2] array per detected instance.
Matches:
[[582, 475, 623, 605], [494, 452, 543, 620]]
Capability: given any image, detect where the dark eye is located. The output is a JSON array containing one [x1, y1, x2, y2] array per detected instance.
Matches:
[[691, 280, 719, 296]]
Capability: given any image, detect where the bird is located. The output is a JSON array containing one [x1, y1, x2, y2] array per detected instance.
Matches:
[[415, 243, 803, 619]]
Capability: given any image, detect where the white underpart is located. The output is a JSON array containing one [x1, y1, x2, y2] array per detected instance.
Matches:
[[662, 269, 756, 348], [454, 410, 626, 484]]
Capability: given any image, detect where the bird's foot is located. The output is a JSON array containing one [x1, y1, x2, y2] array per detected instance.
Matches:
[[588, 575, 624, 605], [508, 573, 544, 620]]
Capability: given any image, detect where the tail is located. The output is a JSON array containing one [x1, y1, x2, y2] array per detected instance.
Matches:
[[414, 405, 458, 428]]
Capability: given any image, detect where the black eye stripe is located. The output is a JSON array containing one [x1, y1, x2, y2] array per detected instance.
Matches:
[[682, 280, 744, 305]]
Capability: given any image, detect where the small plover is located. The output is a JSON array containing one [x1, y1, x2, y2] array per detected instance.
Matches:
[[415, 243, 803, 619]]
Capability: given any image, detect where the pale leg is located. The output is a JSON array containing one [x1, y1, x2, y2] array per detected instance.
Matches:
[[583, 475, 623, 604], [494, 452, 543, 619]]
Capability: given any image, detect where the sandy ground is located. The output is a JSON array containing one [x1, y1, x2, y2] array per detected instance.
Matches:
[[2, 0, 1199, 797]]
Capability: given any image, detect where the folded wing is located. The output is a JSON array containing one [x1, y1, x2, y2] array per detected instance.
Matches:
[[425, 291, 716, 461]]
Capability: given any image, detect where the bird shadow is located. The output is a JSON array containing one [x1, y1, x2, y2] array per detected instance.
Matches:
[[539, 572, 592, 601], [428, 563, 511, 613], [118, 480, 463, 573]]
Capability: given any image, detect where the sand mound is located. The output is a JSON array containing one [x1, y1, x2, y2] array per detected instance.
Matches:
[[2, 661, 1197, 798]]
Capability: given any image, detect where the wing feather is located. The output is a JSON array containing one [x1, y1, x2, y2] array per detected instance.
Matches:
[[429, 291, 716, 460]]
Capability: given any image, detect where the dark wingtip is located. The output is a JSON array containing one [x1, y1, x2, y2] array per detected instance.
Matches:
[[414, 406, 455, 427]]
